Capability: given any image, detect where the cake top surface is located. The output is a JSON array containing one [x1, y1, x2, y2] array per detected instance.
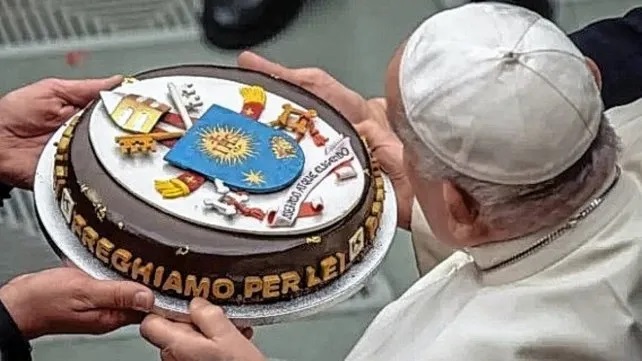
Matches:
[[83, 66, 370, 237]]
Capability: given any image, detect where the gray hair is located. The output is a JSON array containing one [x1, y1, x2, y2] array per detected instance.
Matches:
[[392, 107, 620, 235]]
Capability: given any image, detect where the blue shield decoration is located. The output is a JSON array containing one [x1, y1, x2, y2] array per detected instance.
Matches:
[[164, 104, 305, 193]]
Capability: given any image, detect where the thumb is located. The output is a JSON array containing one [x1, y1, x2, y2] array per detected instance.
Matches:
[[354, 121, 381, 144], [57, 75, 123, 107], [82, 280, 154, 312], [57, 105, 79, 123], [189, 298, 237, 339]]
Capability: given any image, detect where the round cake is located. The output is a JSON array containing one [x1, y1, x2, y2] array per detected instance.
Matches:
[[52, 65, 385, 305]]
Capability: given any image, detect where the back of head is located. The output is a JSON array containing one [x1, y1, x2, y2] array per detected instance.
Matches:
[[400, 3, 603, 186]]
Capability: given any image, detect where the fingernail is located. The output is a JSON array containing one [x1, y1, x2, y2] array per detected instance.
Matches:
[[134, 291, 154, 311]]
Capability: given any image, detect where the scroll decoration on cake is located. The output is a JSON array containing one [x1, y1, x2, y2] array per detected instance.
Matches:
[[325, 137, 358, 182], [266, 136, 356, 228]]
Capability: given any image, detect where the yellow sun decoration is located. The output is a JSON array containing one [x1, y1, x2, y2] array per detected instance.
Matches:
[[198, 126, 254, 165], [243, 170, 265, 185]]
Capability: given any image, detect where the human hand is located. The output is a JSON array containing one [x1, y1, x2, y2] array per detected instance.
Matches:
[[238, 51, 385, 126], [0, 267, 154, 340], [238, 52, 413, 228], [141, 298, 266, 361], [355, 119, 413, 229], [0, 75, 123, 189]]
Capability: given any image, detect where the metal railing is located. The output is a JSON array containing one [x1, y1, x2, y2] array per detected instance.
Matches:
[[0, 190, 40, 238], [0, 0, 201, 55]]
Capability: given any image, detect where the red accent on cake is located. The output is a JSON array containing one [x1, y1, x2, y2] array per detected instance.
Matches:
[[298, 200, 324, 218], [226, 197, 266, 221], [177, 174, 206, 192], [241, 103, 265, 120], [308, 118, 328, 147]]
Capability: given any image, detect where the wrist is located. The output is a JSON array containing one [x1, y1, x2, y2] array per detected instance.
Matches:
[[0, 282, 38, 340], [0, 292, 32, 360]]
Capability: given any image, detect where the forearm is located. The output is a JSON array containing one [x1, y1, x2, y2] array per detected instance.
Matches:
[[570, 7, 642, 109], [0, 297, 32, 360]]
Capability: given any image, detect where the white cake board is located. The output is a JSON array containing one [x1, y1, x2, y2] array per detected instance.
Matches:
[[34, 120, 398, 327]]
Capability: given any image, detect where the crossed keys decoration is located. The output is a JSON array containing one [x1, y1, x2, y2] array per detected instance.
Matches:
[[102, 79, 335, 225], [271, 104, 328, 146]]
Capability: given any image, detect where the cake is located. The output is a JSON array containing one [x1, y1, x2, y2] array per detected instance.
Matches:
[[52, 65, 385, 305]]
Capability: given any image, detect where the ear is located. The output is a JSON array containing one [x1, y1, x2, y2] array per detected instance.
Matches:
[[585, 57, 602, 90], [442, 181, 484, 240]]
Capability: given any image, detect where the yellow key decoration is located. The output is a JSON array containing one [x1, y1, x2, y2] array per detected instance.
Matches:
[[115, 132, 184, 155]]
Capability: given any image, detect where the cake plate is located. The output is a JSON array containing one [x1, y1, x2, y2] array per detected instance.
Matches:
[[34, 120, 398, 327]]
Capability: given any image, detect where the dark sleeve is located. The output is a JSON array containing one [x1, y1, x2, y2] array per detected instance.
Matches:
[[569, 7, 642, 109], [0, 183, 11, 208], [0, 300, 31, 361]]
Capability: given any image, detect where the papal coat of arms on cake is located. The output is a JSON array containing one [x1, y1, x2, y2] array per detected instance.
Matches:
[[164, 105, 305, 194], [95, 77, 361, 231]]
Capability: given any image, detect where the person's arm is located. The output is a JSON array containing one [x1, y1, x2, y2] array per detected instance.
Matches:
[[0, 299, 32, 361], [570, 8, 642, 109], [0, 267, 154, 357], [141, 298, 266, 361], [0, 76, 122, 190]]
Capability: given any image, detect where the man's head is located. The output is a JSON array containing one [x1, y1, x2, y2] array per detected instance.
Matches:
[[385, 3, 619, 248]]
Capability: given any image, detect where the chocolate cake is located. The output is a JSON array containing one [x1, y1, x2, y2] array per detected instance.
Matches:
[[52, 65, 385, 305]]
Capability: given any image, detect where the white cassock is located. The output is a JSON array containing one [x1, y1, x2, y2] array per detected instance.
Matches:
[[344, 99, 642, 361]]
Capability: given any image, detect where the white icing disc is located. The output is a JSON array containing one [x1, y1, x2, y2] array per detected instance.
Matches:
[[88, 76, 367, 236]]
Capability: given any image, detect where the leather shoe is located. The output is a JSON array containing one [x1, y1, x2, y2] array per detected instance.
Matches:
[[201, 0, 305, 49]]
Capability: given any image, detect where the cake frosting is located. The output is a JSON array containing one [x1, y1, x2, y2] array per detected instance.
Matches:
[[53, 65, 385, 304]]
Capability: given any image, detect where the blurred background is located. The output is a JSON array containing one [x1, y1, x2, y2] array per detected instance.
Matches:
[[0, 0, 639, 360]]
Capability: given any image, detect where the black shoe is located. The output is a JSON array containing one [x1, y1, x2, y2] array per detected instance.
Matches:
[[201, 0, 305, 50], [470, 0, 556, 21]]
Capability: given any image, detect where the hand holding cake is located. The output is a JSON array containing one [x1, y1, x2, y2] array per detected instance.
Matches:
[[237, 51, 414, 229], [0, 267, 154, 340], [0, 75, 122, 189], [141, 298, 265, 361]]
